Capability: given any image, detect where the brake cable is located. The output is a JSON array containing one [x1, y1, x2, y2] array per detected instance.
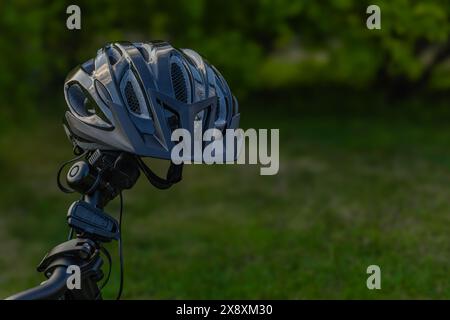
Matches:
[[116, 191, 124, 300]]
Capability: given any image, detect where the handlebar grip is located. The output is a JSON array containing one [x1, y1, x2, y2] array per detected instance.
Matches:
[[5, 267, 69, 300]]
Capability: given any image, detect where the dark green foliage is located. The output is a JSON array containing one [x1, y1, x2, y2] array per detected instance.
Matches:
[[0, 1, 449, 120]]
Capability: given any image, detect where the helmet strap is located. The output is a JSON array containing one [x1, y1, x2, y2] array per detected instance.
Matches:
[[136, 157, 183, 190]]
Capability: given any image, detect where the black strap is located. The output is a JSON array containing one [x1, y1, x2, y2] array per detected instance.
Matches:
[[136, 157, 183, 190]]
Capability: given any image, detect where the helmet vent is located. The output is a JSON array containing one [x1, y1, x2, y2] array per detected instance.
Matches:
[[106, 46, 122, 65], [136, 44, 150, 63], [171, 62, 188, 103], [120, 70, 151, 119], [124, 81, 141, 114]]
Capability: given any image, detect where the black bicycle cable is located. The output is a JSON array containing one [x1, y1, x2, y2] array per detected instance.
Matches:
[[96, 192, 123, 300], [116, 191, 124, 300], [93, 246, 112, 300], [99, 246, 112, 291]]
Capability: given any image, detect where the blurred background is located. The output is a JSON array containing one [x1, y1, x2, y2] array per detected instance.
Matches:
[[0, 0, 449, 299]]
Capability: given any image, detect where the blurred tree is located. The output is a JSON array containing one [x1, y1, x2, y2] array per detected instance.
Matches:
[[0, 0, 449, 122]]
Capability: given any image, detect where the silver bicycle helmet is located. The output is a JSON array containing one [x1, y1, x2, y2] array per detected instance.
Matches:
[[63, 41, 240, 160]]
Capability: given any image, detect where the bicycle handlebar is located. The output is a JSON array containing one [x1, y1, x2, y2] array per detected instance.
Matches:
[[6, 267, 69, 300]]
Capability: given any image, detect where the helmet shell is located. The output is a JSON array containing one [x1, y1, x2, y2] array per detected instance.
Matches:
[[63, 41, 240, 160]]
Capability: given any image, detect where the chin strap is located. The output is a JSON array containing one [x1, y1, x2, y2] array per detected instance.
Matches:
[[136, 157, 183, 190]]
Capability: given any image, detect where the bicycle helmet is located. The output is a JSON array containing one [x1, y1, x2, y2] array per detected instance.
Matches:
[[63, 41, 240, 161]]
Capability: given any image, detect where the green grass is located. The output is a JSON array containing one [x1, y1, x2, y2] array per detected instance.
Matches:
[[0, 106, 449, 299]]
